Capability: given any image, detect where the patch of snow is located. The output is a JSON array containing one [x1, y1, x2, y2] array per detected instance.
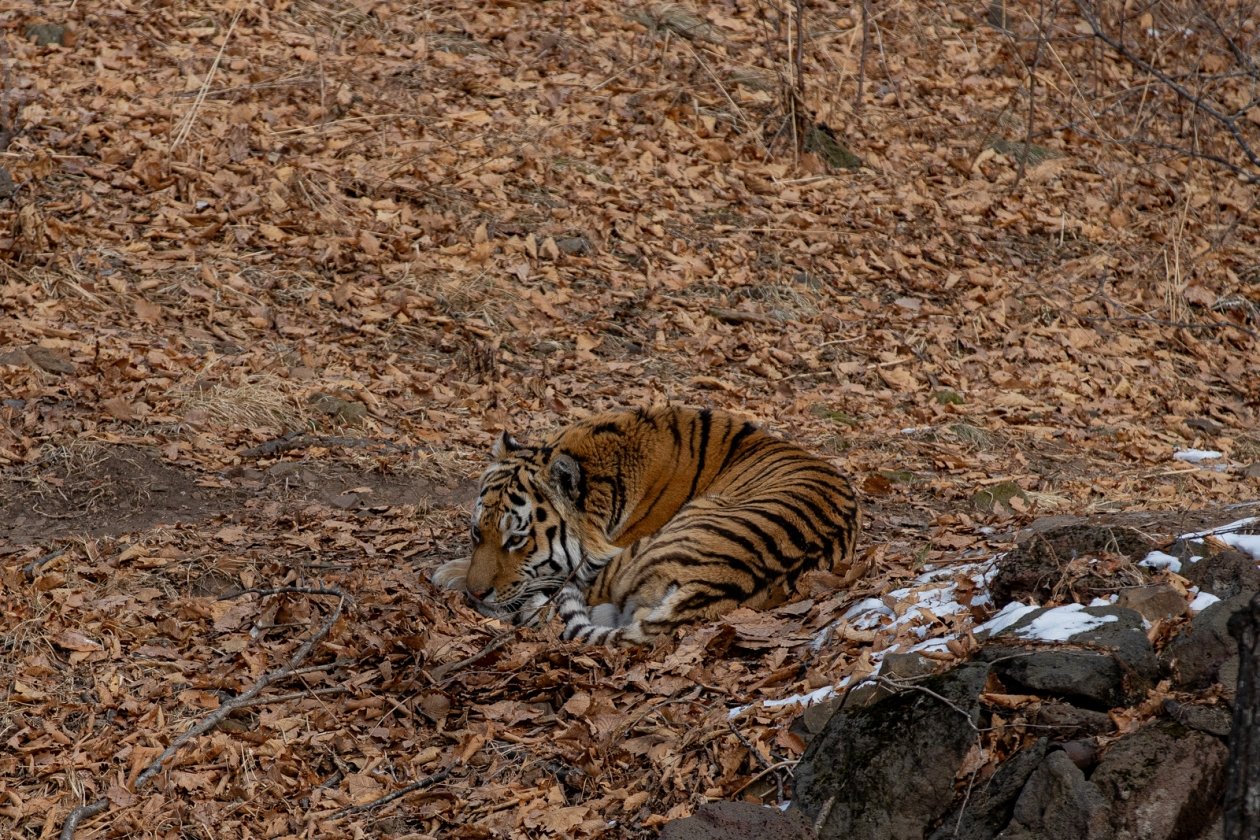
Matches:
[[728, 680, 849, 719], [1140, 550, 1182, 574], [1012, 603, 1118, 642], [844, 597, 893, 630], [1174, 449, 1223, 464], [1188, 588, 1221, 614], [909, 637, 952, 654], [1182, 517, 1258, 539], [1088, 594, 1117, 607], [1209, 532, 1260, 564], [974, 602, 1039, 637]]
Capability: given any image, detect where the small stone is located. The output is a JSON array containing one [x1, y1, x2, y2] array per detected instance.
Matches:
[[1116, 584, 1187, 622], [25, 23, 67, 46], [555, 235, 592, 255], [328, 492, 363, 510], [971, 480, 1028, 514], [1185, 417, 1224, 435], [307, 391, 368, 424]]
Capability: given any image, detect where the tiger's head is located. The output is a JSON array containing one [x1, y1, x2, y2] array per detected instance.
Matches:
[[440, 431, 586, 619]]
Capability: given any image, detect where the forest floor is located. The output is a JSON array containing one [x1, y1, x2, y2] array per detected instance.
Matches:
[[1, 0, 1258, 837]]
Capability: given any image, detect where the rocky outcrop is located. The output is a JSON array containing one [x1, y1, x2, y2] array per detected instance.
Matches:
[[793, 664, 988, 840], [658, 520, 1255, 840], [787, 596, 1245, 840], [657, 801, 815, 840]]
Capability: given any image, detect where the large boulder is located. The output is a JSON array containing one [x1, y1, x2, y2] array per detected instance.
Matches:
[[658, 801, 816, 840], [999, 749, 1112, 839], [1090, 720, 1227, 840], [979, 606, 1157, 708], [792, 664, 988, 840], [1162, 592, 1255, 693]]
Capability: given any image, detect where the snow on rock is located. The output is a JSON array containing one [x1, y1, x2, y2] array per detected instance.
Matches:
[[1140, 550, 1183, 574], [1173, 449, 1224, 463], [1181, 516, 1258, 540], [1188, 588, 1221, 614], [1010, 603, 1120, 642]]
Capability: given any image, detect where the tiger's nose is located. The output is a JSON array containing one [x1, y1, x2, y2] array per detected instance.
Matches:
[[468, 586, 491, 600]]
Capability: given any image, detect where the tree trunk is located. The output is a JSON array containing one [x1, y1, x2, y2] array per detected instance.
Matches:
[[1224, 593, 1260, 840]]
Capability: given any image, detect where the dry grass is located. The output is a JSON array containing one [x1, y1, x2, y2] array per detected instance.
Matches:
[[178, 374, 311, 434], [630, 2, 725, 43]]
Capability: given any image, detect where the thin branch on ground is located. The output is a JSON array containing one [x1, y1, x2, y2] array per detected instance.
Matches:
[[59, 586, 347, 840], [23, 547, 65, 579], [331, 765, 454, 817]]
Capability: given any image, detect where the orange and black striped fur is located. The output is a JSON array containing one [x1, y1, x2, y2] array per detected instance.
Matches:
[[432, 406, 860, 645]]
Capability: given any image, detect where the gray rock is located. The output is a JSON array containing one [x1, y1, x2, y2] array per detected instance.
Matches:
[[793, 653, 939, 741], [998, 750, 1112, 839], [1090, 720, 1227, 840], [25, 23, 67, 46], [1116, 584, 1187, 622], [989, 524, 1153, 607], [929, 740, 1049, 840], [980, 606, 1157, 708], [793, 663, 988, 840], [986, 649, 1131, 708], [1163, 699, 1232, 737], [1030, 701, 1115, 739], [659, 801, 816, 840], [1177, 544, 1260, 599], [1162, 592, 1255, 691]]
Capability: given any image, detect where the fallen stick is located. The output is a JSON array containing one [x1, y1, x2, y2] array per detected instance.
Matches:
[[330, 765, 454, 817], [59, 586, 347, 840]]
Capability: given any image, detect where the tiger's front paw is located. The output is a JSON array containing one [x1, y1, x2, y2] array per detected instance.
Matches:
[[431, 558, 470, 590], [512, 593, 553, 627]]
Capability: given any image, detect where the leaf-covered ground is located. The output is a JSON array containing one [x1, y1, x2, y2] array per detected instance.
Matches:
[[1, 0, 1258, 837]]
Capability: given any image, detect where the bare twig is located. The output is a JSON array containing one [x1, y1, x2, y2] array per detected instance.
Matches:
[[1071, 1, 1260, 175], [253, 686, 349, 706], [331, 765, 454, 817], [23, 547, 65, 579], [429, 629, 517, 685], [1083, 314, 1258, 340], [855, 0, 870, 115], [59, 586, 347, 839], [171, 6, 243, 149]]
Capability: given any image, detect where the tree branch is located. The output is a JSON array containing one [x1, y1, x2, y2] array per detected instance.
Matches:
[[59, 586, 348, 839]]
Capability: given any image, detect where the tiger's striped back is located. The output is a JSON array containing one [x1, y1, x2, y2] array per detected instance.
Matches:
[[433, 406, 861, 645]]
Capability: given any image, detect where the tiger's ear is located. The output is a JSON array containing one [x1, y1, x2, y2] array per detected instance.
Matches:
[[492, 431, 522, 459], [548, 453, 582, 502]]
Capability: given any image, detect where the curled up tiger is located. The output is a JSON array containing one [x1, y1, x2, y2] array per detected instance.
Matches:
[[432, 406, 861, 645]]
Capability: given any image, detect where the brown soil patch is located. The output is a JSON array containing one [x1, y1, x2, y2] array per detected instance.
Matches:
[[1, 444, 475, 545]]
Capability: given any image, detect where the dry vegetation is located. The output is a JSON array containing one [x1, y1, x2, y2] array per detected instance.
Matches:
[[1, 0, 1258, 837]]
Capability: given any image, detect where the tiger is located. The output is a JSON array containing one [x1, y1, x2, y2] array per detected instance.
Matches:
[[432, 406, 860, 645]]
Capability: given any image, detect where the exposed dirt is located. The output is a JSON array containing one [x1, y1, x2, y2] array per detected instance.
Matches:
[[1, 443, 475, 545]]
